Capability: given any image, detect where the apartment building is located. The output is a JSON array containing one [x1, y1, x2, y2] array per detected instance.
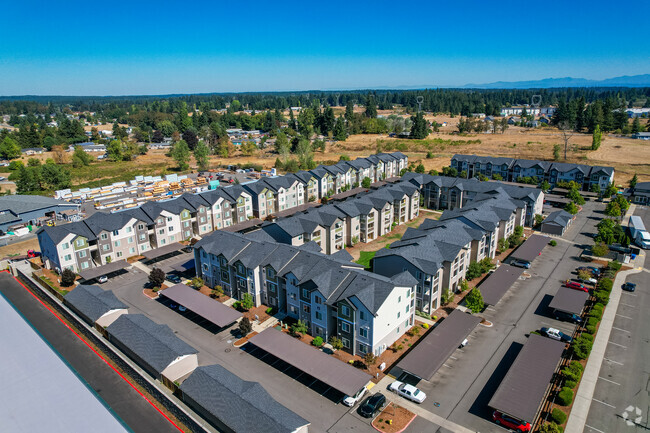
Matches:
[[404, 173, 543, 227], [450, 154, 614, 192], [243, 176, 304, 218], [194, 231, 417, 356]]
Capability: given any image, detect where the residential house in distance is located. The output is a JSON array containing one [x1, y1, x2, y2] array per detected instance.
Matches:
[[180, 364, 310, 433], [628, 181, 650, 204], [21, 147, 45, 155], [194, 231, 417, 357], [1, 195, 79, 233], [500, 106, 556, 117], [540, 210, 574, 236], [632, 132, 650, 140], [450, 154, 614, 192]]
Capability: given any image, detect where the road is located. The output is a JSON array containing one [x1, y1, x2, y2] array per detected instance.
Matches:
[[396, 199, 605, 432], [0, 272, 181, 433], [583, 205, 650, 433]]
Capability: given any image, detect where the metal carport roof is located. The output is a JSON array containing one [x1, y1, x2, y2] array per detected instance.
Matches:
[[479, 264, 524, 306], [489, 334, 566, 423], [395, 309, 481, 380], [78, 260, 129, 281], [248, 328, 372, 396], [160, 284, 242, 327], [141, 242, 184, 260], [511, 234, 549, 263], [548, 286, 589, 315], [172, 259, 195, 273]]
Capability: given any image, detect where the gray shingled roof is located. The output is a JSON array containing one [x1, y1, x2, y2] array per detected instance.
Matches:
[[0, 195, 77, 215], [543, 210, 573, 228], [106, 314, 197, 374], [64, 285, 127, 322], [181, 364, 309, 433]]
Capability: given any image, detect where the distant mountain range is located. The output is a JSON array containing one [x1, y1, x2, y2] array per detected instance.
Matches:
[[462, 74, 650, 89]]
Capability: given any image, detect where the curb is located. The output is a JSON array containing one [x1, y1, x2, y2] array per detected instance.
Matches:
[[371, 404, 417, 433]]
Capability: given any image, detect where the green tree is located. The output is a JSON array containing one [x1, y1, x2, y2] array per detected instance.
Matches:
[[72, 146, 91, 168], [170, 140, 190, 171], [240, 293, 254, 310], [345, 100, 354, 121], [364, 94, 377, 118], [329, 336, 344, 350], [465, 288, 484, 313], [553, 143, 561, 161], [568, 187, 585, 205], [238, 317, 253, 336], [107, 140, 123, 162], [361, 177, 372, 188], [592, 241, 609, 257], [604, 182, 617, 197], [631, 116, 642, 134], [193, 141, 210, 170], [410, 111, 430, 139], [591, 124, 602, 150], [333, 116, 347, 141], [291, 320, 308, 336], [630, 173, 638, 189], [61, 269, 76, 287], [565, 201, 579, 215], [0, 136, 22, 160], [415, 163, 425, 173], [540, 180, 551, 191], [274, 132, 291, 156], [148, 267, 165, 287]]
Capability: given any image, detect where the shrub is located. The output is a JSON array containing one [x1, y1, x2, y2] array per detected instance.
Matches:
[[564, 380, 577, 389], [465, 262, 483, 280], [556, 387, 574, 406], [568, 360, 584, 373], [61, 268, 76, 287], [580, 333, 594, 342], [291, 320, 308, 337], [598, 278, 613, 292], [312, 336, 324, 347], [233, 301, 241, 310], [539, 422, 563, 433], [422, 323, 429, 329], [608, 260, 622, 272], [240, 293, 254, 310], [211, 285, 224, 298], [592, 303, 604, 312], [238, 317, 253, 336], [407, 326, 420, 337], [587, 316, 599, 327], [329, 336, 343, 350], [432, 316, 437, 320], [586, 325, 597, 334], [441, 288, 453, 306], [588, 308, 602, 320], [572, 336, 593, 360], [465, 288, 485, 313], [591, 242, 609, 257], [593, 290, 609, 306], [265, 307, 273, 314], [549, 240, 557, 246], [551, 408, 567, 424], [190, 277, 204, 289], [364, 352, 377, 366], [459, 279, 469, 292]]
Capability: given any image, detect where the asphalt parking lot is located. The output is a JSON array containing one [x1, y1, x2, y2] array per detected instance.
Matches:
[[584, 205, 650, 433]]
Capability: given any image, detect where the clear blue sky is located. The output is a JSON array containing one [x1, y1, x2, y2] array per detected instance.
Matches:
[[2, 0, 649, 95]]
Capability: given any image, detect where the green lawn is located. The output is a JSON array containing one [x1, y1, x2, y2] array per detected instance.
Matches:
[[356, 251, 377, 268]]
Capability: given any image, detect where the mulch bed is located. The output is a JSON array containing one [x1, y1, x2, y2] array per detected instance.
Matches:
[[40, 268, 76, 293], [241, 304, 272, 323], [143, 288, 159, 299], [127, 255, 145, 263], [234, 331, 258, 347], [372, 403, 416, 433]]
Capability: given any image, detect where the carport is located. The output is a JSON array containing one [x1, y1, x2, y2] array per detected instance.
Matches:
[[78, 260, 129, 282], [395, 309, 481, 381], [141, 242, 184, 261], [549, 286, 589, 315], [160, 283, 242, 327], [479, 264, 524, 306], [248, 328, 371, 396], [511, 234, 549, 263], [172, 259, 195, 273], [489, 334, 566, 424]]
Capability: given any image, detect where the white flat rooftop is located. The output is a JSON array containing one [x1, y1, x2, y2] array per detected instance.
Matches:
[[0, 291, 127, 433]]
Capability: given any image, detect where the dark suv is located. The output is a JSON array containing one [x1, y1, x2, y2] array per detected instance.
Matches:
[[554, 310, 582, 324], [358, 393, 386, 418]]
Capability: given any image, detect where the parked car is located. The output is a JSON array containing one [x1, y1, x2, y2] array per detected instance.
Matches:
[[167, 274, 182, 284], [97, 275, 108, 283], [540, 327, 572, 343], [565, 281, 588, 292], [578, 266, 601, 276], [554, 310, 582, 324], [511, 259, 531, 269], [178, 305, 187, 312], [388, 381, 426, 403], [168, 302, 178, 309], [577, 276, 598, 285], [622, 282, 637, 292], [492, 411, 531, 432], [343, 387, 368, 407], [358, 393, 386, 418]]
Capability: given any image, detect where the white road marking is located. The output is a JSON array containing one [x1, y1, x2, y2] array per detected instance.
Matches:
[[620, 302, 636, 308], [604, 358, 624, 366], [585, 424, 606, 433], [612, 326, 631, 334], [442, 363, 452, 368], [622, 292, 637, 297], [607, 341, 628, 349], [598, 376, 621, 386], [592, 398, 616, 409], [449, 356, 458, 360], [615, 314, 633, 320]]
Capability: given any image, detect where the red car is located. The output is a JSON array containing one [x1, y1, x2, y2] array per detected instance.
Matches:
[[492, 411, 531, 432], [565, 281, 588, 292]]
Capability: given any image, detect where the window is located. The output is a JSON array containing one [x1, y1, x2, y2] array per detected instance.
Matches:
[[78, 250, 86, 258], [129, 247, 136, 254], [302, 305, 310, 314], [359, 310, 365, 320], [183, 221, 189, 228], [267, 282, 276, 293], [359, 328, 368, 338], [168, 226, 174, 232], [398, 296, 401, 303], [341, 304, 350, 316], [342, 337, 350, 348], [62, 242, 69, 250], [112, 230, 119, 236], [139, 234, 146, 241], [397, 311, 401, 319], [167, 217, 173, 222], [116, 251, 123, 258], [114, 240, 121, 247], [100, 233, 108, 240], [358, 343, 368, 354], [315, 311, 322, 320], [126, 226, 132, 233], [158, 229, 164, 235], [341, 322, 351, 332], [102, 244, 110, 251], [405, 304, 409, 312], [128, 236, 134, 244], [302, 288, 309, 299], [81, 262, 89, 269], [267, 267, 275, 278], [138, 224, 144, 230], [75, 239, 84, 247], [63, 254, 72, 261], [315, 296, 322, 304]]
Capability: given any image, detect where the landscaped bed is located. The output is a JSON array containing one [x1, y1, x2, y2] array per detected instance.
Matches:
[[371, 403, 416, 433]]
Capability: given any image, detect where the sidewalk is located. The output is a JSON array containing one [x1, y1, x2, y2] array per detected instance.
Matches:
[[565, 213, 645, 432]]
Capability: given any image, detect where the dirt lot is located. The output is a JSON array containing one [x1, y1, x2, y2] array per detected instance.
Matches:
[[0, 237, 40, 258]]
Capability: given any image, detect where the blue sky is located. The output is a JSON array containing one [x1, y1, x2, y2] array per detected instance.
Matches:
[[2, 0, 649, 95]]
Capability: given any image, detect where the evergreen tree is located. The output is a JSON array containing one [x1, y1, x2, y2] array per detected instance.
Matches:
[[410, 112, 430, 139], [193, 141, 210, 171], [630, 173, 638, 189], [170, 140, 190, 171], [364, 94, 377, 118], [345, 100, 354, 121], [631, 117, 642, 134], [333, 116, 347, 141], [591, 124, 602, 150], [288, 109, 297, 130]]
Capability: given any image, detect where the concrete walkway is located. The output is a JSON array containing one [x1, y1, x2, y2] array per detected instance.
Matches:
[[372, 376, 476, 433], [565, 251, 645, 431], [130, 260, 151, 274]]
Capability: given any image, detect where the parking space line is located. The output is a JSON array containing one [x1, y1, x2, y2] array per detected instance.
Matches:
[[622, 292, 637, 297], [443, 363, 452, 368], [585, 424, 606, 433], [449, 356, 458, 360], [604, 358, 624, 366], [620, 302, 636, 308], [607, 341, 627, 349], [598, 376, 621, 386], [615, 313, 633, 319], [592, 398, 616, 409], [612, 326, 630, 334]]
